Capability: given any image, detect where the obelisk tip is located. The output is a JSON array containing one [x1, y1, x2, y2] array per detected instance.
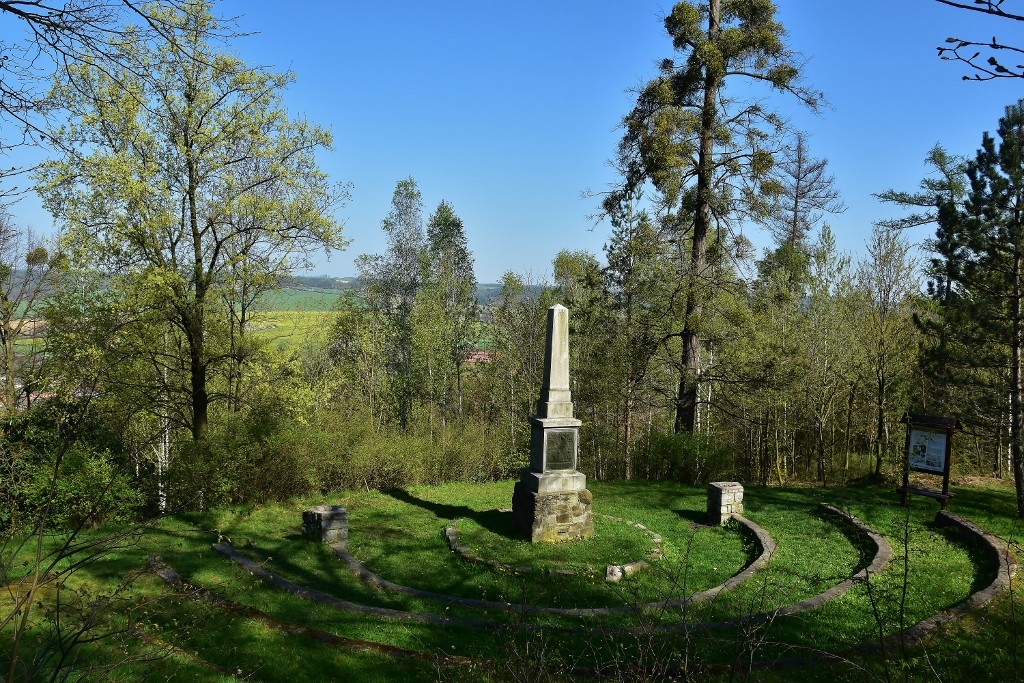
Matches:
[[537, 304, 573, 418]]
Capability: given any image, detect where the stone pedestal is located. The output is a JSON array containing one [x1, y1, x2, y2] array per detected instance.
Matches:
[[512, 479, 593, 543], [707, 482, 743, 526], [302, 505, 348, 546], [529, 415, 582, 471]]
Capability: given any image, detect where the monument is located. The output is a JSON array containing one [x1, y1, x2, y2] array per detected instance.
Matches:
[[511, 304, 594, 542]]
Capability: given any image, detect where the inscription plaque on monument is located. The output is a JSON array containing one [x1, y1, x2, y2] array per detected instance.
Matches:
[[545, 430, 576, 470]]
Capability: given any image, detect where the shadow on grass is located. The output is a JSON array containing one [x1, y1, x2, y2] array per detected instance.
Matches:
[[928, 518, 999, 595], [740, 485, 826, 513], [383, 488, 520, 540], [673, 508, 710, 527], [812, 506, 876, 575]]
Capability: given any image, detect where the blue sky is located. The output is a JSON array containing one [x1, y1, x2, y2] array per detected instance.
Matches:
[[7, 1, 1024, 282]]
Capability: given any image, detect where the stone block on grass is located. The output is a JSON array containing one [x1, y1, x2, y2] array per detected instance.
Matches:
[[707, 482, 744, 526], [302, 505, 348, 546]]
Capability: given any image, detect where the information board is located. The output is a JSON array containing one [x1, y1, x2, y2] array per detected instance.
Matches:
[[908, 427, 948, 474]]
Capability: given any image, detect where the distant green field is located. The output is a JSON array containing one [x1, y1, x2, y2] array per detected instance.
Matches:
[[246, 288, 343, 351], [249, 309, 338, 350], [254, 287, 343, 312]]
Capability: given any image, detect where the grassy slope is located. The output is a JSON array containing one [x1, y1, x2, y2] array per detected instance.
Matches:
[[3, 479, 1020, 681], [244, 287, 342, 351]]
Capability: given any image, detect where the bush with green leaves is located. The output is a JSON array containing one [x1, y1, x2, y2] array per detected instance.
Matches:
[[18, 442, 141, 529], [633, 429, 737, 484], [2, 406, 141, 530]]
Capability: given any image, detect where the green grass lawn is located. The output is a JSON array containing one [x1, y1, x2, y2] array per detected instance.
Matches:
[[337, 481, 752, 610], [3, 478, 1021, 682], [453, 512, 653, 572]]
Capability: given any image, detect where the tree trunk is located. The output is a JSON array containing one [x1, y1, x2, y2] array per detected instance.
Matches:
[[3, 330, 14, 411], [845, 380, 857, 472], [996, 421, 1004, 478], [817, 422, 827, 486], [1012, 251, 1024, 516], [874, 355, 886, 477], [189, 313, 208, 441], [674, 0, 720, 434], [187, 148, 208, 442], [398, 331, 412, 431], [456, 357, 464, 417], [624, 375, 634, 481], [624, 289, 635, 480], [427, 357, 434, 439]]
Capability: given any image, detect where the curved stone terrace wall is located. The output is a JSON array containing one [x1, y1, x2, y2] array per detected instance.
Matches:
[[879, 509, 1018, 649]]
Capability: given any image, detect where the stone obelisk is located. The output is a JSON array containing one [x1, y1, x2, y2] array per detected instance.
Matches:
[[511, 304, 593, 542]]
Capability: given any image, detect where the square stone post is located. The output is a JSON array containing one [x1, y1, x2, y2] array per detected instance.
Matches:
[[511, 305, 593, 542], [706, 482, 743, 526], [302, 505, 349, 546]]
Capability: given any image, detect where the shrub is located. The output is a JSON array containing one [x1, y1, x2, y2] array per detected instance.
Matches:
[[20, 443, 142, 529], [165, 401, 544, 510], [633, 430, 737, 484], [1, 406, 141, 530], [168, 410, 319, 509]]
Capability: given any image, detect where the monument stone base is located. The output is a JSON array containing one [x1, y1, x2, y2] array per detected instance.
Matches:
[[512, 473, 593, 543]]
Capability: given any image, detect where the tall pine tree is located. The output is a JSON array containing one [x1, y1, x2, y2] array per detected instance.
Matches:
[[604, 0, 820, 433], [929, 100, 1024, 515]]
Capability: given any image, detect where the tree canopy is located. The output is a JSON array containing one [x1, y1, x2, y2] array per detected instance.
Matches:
[[35, 0, 346, 440], [605, 0, 821, 434]]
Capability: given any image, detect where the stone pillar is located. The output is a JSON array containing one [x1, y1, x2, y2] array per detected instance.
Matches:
[[512, 305, 593, 542], [706, 482, 743, 526], [302, 505, 349, 546]]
